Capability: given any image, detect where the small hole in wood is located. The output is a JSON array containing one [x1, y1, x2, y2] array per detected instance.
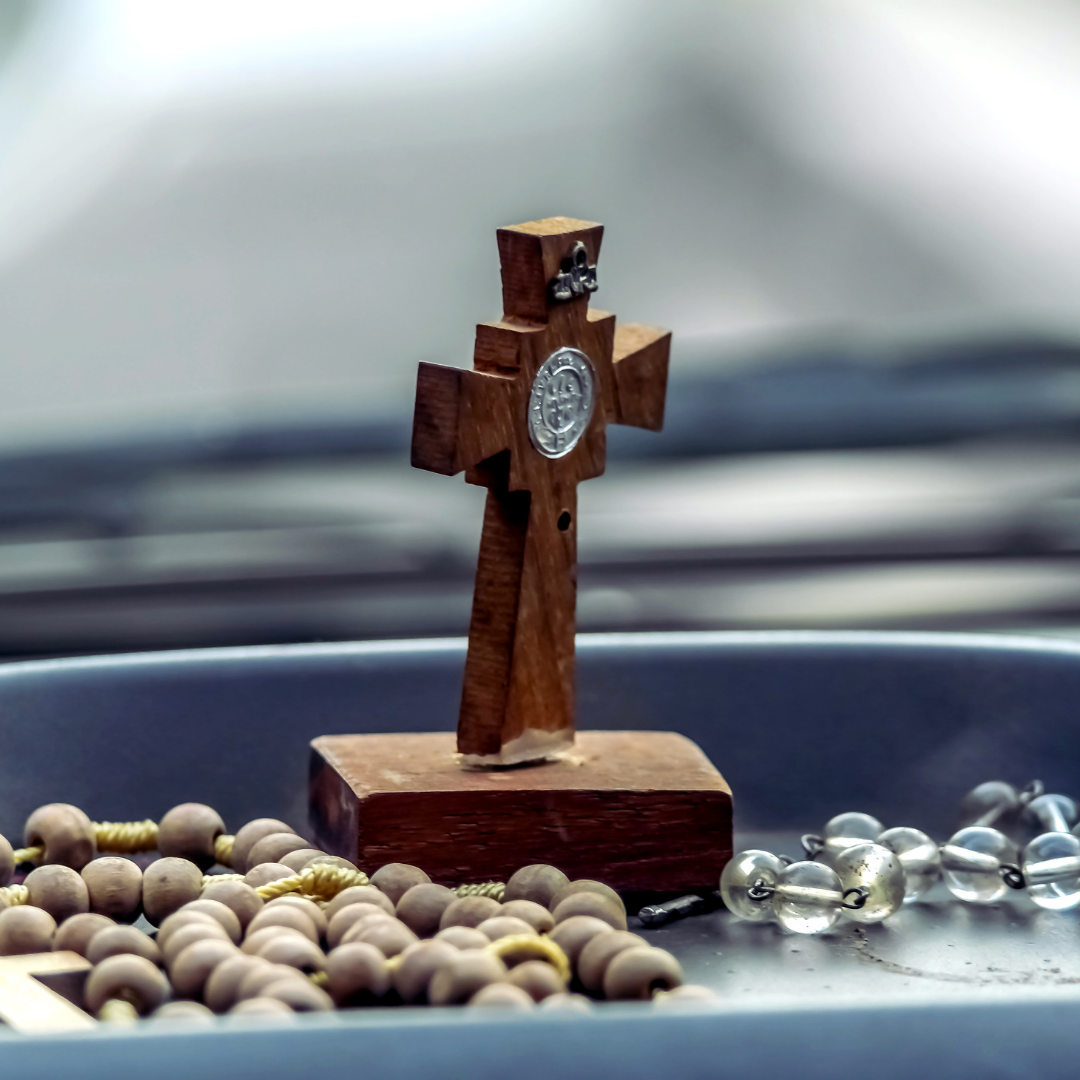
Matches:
[[557, 511, 572, 531]]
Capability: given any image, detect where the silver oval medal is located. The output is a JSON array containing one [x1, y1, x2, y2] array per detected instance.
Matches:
[[527, 348, 596, 459]]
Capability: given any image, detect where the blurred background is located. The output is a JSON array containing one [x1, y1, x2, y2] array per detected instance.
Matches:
[[5, 0, 1080, 657]]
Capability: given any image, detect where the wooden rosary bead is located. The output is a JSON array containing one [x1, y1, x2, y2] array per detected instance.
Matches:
[[81, 857, 142, 922], [552, 892, 627, 931], [539, 992, 594, 1013], [0, 905, 56, 954], [396, 883, 455, 937], [53, 912, 114, 957], [279, 848, 327, 873], [236, 961, 307, 1002], [203, 954, 268, 1010], [603, 946, 683, 1001], [428, 950, 508, 1006], [86, 954, 169, 1016], [578, 931, 647, 993], [241, 926, 308, 956], [504, 865, 569, 908], [243, 863, 294, 889], [142, 857, 202, 926], [336, 911, 396, 943], [151, 1001, 215, 1024], [163, 920, 230, 969], [346, 917, 418, 958], [265, 895, 327, 939], [370, 863, 431, 906], [247, 905, 318, 944], [201, 880, 264, 930], [326, 941, 392, 1005], [391, 940, 456, 1004], [477, 916, 537, 942], [205, 954, 269, 1013], [181, 898, 243, 944], [230, 996, 293, 1017], [157, 909, 219, 952], [245, 833, 309, 872], [157, 803, 226, 870], [260, 977, 334, 1012], [327, 903, 390, 949], [506, 959, 566, 1001], [24, 864, 90, 923], [469, 982, 534, 1010], [0, 833, 14, 887], [549, 879, 625, 915], [170, 937, 239, 1000], [230, 818, 292, 873], [256, 934, 326, 975], [548, 915, 613, 971], [87, 925, 162, 967], [499, 899, 555, 934], [435, 926, 490, 950], [439, 895, 501, 931], [326, 885, 394, 920], [24, 803, 96, 871]]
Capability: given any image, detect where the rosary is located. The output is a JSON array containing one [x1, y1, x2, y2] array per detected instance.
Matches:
[[720, 780, 1077, 933], [0, 779, 1067, 1027], [0, 802, 703, 1026]]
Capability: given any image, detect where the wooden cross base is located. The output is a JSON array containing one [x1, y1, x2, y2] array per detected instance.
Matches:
[[309, 731, 732, 892]]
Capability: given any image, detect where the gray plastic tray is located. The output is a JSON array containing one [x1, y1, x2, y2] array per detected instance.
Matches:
[[3, 629, 1080, 1079]]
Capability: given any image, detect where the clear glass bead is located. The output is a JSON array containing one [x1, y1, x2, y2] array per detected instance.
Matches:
[[1026, 794, 1078, 836], [720, 850, 785, 922], [832, 842, 905, 923], [941, 826, 1016, 904], [817, 811, 885, 867], [957, 781, 1019, 829], [1023, 831, 1080, 910], [877, 826, 941, 902], [772, 860, 843, 934]]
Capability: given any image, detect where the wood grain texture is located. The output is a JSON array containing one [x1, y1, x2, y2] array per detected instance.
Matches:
[[410, 218, 670, 762], [613, 324, 671, 431], [310, 731, 732, 890]]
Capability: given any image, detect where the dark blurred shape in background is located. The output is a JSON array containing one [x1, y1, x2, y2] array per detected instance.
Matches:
[[4, 1, 1080, 657]]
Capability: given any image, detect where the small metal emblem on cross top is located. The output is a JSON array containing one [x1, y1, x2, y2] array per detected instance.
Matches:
[[411, 217, 670, 766]]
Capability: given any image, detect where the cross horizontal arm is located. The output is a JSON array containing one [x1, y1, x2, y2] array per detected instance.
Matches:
[[411, 362, 516, 476], [611, 323, 671, 431], [0, 951, 94, 1032]]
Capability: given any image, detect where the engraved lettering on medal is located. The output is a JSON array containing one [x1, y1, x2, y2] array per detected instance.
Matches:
[[527, 348, 596, 459]]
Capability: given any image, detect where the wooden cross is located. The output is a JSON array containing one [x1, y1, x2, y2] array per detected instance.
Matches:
[[411, 217, 670, 765], [0, 951, 94, 1032]]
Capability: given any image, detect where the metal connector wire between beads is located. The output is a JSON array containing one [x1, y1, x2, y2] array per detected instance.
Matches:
[[745, 878, 870, 910]]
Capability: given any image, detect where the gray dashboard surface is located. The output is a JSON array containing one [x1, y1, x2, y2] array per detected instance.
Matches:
[[2, 630, 1080, 1078]]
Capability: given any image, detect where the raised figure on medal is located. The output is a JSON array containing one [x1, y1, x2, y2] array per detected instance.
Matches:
[[411, 216, 670, 765]]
